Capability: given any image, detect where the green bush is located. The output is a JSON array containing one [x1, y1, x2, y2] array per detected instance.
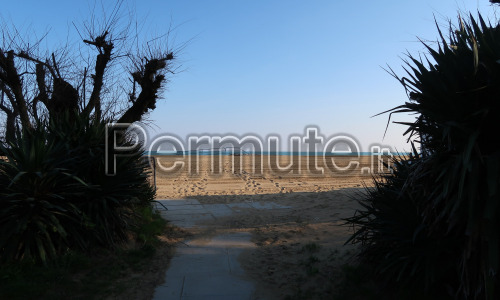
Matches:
[[346, 13, 500, 299], [0, 114, 155, 263]]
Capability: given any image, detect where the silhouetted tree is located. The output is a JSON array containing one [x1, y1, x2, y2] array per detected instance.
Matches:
[[0, 1, 179, 143]]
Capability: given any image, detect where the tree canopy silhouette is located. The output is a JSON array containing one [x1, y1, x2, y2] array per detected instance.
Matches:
[[0, 1, 179, 143]]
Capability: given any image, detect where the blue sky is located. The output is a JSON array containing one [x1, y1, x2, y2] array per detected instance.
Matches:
[[1, 1, 497, 151]]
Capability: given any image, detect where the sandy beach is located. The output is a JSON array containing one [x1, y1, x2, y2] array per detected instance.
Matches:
[[153, 155, 384, 198], [152, 155, 383, 298]]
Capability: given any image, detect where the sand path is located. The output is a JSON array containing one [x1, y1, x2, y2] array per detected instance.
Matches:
[[151, 155, 376, 299]]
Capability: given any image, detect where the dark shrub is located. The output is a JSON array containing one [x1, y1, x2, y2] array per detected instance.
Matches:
[[346, 14, 500, 299], [0, 114, 155, 263], [346, 152, 459, 296]]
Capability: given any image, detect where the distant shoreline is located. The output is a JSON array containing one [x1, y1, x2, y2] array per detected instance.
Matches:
[[144, 151, 404, 156]]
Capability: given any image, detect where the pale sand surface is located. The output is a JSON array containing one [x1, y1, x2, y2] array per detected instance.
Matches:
[[152, 155, 382, 299], [153, 155, 382, 199]]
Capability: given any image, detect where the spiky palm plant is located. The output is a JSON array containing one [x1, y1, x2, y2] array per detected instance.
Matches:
[[0, 114, 155, 263], [0, 125, 89, 262], [346, 151, 459, 296], [390, 14, 500, 299], [347, 13, 500, 299], [45, 113, 155, 248]]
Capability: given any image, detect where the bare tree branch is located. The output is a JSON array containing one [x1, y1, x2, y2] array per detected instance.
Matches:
[[118, 53, 173, 124], [0, 1, 183, 142], [82, 31, 113, 119], [0, 49, 31, 130]]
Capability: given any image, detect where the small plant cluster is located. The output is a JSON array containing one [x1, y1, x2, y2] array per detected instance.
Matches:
[[346, 13, 500, 299], [0, 113, 155, 263]]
